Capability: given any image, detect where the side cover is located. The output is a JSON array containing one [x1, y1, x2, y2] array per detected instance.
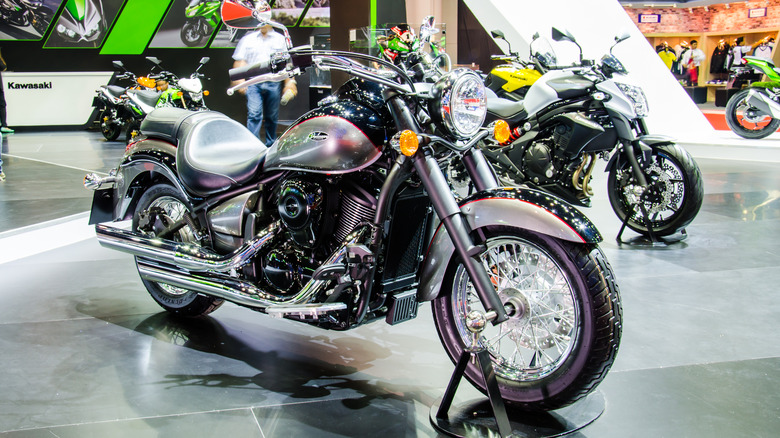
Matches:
[[417, 187, 602, 302]]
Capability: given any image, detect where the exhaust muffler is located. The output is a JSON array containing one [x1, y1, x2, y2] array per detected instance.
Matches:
[[94, 221, 280, 272]]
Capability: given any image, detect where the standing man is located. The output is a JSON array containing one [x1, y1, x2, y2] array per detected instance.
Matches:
[[232, 24, 296, 146], [681, 39, 706, 86]]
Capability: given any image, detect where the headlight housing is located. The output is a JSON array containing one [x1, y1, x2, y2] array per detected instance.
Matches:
[[428, 68, 487, 139], [615, 82, 649, 118]]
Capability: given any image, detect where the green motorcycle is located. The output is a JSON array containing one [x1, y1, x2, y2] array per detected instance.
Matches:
[[180, 0, 221, 47], [725, 55, 780, 139]]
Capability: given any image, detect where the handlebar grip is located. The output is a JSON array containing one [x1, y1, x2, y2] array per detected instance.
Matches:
[[229, 60, 272, 81]]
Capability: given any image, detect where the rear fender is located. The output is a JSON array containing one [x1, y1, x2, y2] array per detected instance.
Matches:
[[417, 187, 602, 302], [112, 139, 187, 221]]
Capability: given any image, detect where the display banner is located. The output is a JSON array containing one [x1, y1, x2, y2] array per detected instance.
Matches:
[[3, 72, 113, 126], [638, 14, 661, 24], [748, 8, 767, 18]]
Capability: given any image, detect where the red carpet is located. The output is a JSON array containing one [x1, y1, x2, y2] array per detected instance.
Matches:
[[701, 110, 729, 131], [701, 108, 780, 132]]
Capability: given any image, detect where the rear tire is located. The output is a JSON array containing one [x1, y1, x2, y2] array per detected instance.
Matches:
[[432, 227, 622, 411], [725, 88, 780, 139], [133, 184, 223, 317], [99, 109, 121, 141]]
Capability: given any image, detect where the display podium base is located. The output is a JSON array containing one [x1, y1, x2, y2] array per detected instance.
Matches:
[[430, 391, 605, 438]]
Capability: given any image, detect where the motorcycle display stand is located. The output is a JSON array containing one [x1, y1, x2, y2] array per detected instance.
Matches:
[[616, 188, 688, 246], [429, 311, 605, 438]]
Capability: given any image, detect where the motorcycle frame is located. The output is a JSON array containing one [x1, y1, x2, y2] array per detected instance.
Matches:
[[89, 49, 606, 329]]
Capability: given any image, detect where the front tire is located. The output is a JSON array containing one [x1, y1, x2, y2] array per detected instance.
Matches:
[[608, 143, 703, 237], [133, 184, 223, 317], [180, 19, 206, 47], [725, 88, 780, 139], [432, 227, 622, 411]]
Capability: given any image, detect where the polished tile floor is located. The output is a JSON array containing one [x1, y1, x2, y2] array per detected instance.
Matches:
[[0, 129, 779, 437]]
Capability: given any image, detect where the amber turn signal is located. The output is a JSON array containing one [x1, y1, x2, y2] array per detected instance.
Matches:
[[494, 120, 511, 144], [399, 130, 419, 157], [203, 90, 210, 96]]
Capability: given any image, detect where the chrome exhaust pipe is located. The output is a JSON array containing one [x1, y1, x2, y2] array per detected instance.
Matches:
[[84, 173, 117, 190], [95, 221, 280, 272], [135, 231, 361, 309]]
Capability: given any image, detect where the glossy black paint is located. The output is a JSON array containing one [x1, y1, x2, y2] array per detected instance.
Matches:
[[460, 187, 603, 244]]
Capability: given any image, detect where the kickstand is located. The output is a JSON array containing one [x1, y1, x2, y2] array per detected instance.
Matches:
[[434, 311, 513, 438]]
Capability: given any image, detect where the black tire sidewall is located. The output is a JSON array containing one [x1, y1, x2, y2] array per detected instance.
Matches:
[[432, 228, 608, 410], [180, 20, 204, 47], [725, 88, 780, 139], [133, 184, 219, 316], [99, 110, 121, 141], [607, 143, 703, 237]]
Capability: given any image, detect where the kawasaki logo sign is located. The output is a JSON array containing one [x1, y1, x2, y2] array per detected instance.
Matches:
[[7, 82, 53, 90]]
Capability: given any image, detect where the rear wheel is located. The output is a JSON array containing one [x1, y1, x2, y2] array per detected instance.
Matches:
[[133, 184, 223, 317], [725, 88, 780, 139], [432, 227, 622, 411], [99, 109, 121, 141]]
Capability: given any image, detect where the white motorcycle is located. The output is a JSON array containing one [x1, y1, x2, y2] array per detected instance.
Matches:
[[481, 28, 704, 241]]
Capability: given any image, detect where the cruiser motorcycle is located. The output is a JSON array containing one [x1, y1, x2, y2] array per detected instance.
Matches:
[[482, 28, 703, 240], [84, 0, 621, 411], [725, 55, 780, 139]]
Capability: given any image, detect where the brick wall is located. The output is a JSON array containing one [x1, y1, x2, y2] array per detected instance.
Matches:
[[626, 1, 780, 33]]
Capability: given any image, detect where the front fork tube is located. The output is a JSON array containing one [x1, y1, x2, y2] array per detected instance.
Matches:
[[462, 148, 499, 192], [622, 140, 649, 187], [412, 152, 509, 324]]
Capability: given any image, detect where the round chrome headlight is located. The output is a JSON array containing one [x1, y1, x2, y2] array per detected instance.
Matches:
[[429, 68, 487, 139]]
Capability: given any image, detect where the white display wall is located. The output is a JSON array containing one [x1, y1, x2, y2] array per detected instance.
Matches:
[[3, 72, 114, 127]]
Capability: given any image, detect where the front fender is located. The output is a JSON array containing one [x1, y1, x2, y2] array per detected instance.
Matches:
[[417, 187, 601, 302], [605, 134, 674, 173]]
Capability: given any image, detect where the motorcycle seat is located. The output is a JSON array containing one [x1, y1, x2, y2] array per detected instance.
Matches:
[[132, 89, 163, 108], [141, 108, 268, 197], [486, 96, 527, 124], [106, 85, 126, 99]]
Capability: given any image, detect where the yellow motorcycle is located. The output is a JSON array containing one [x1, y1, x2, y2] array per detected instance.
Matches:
[[485, 29, 555, 101]]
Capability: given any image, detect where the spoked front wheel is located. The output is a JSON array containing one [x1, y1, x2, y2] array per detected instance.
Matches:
[[725, 88, 780, 139], [432, 227, 622, 411]]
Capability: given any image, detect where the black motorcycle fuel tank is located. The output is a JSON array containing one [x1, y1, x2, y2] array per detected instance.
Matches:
[[262, 98, 387, 174]]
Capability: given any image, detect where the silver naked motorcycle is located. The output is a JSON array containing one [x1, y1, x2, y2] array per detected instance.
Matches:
[[84, 0, 621, 411]]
